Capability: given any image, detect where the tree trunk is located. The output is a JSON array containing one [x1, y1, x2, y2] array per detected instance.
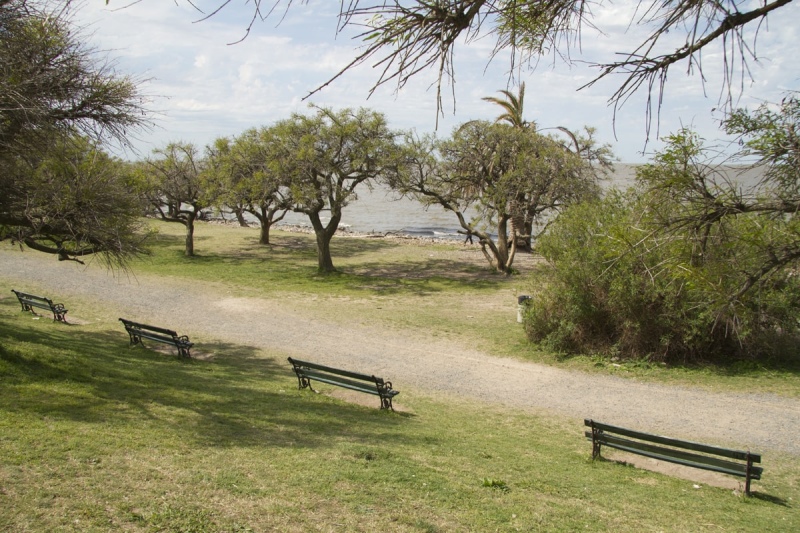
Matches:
[[251, 211, 271, 245], [315, 232, 335, 272], [309, 211, 338, 273], [258, 221, 270, 245], [234, 207, 249, 227], [495, 214, 514, 274], [519, 218, 533, 252], [184, 216, 195, 257]]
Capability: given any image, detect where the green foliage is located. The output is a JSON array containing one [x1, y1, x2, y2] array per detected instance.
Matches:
[[482, 477, 510, 492], [526, 112, 800, 363], [0, 0, 147, 265], [267, 106, 405, 272], [1, 135, 147, 266], [393, 121, 608, 274], [204, 129, 291, 244], [482, 82, 530, 129]]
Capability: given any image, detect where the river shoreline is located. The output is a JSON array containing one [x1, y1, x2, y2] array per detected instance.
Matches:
[[208, 216, 479, 247]]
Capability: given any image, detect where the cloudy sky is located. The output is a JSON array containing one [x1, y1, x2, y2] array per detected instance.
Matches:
[[74, 1, 799, 163]]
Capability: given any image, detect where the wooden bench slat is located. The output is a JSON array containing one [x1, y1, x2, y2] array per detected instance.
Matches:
[[584, 419, 762, 495], [303, 375, 383, 396], [585, 432, 763, 479], [288, 357, 398, 410], [288, 358, 383, 384], [585, 419, 759, 462], [298, 369, 383, 394], [137, 331, 181, 344], [119, 319, 178, 337]]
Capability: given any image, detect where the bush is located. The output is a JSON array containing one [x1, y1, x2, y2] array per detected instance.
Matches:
[[524, 189, 800, 364]]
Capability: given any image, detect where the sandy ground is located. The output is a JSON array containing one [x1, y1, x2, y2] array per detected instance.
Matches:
[[1, 247, 798, 491]]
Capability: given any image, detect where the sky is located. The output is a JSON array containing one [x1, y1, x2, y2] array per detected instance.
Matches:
[[73, 0, 800, 163]]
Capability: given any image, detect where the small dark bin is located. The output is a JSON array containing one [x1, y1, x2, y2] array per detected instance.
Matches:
[[517, 295, 532, 323]]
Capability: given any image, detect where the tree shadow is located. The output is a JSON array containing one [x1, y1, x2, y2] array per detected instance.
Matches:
[[0, 315, 422, 453], [134, 230, 512, 295]]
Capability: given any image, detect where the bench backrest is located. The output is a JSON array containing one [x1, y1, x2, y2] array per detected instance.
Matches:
[[585, 419, 760, 462], [288, 357, 384, 385], [119, 318, 178, 338], [12, 290, 53, 305]]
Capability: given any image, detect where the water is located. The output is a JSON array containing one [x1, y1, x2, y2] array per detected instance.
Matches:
[[272, 164, 641, 239], [276, 186, 470, 239], [274, 164, 639, 238]]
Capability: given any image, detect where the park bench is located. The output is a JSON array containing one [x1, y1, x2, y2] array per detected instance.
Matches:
[[288, 357, 399, 410], [11, 289, 68, 322], [119, 318, 193, 358], [584, 419, 762, 495]]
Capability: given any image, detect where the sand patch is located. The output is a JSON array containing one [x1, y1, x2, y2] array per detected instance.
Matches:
[[328, 388, 412, 414], [603, 449, 750, 493], [214, 297, 277, 314]]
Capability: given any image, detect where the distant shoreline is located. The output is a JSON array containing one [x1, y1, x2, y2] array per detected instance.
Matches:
[[206, 217, 474, 246]]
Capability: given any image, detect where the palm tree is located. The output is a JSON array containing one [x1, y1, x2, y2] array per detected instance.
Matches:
[[482, 83, 532, 129]]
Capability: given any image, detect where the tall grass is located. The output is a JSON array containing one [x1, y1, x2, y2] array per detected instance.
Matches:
[[1, 301, 797, 532]]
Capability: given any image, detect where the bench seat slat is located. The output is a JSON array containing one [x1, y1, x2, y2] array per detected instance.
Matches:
[[289, 358, 382, 383], [302, 374, 382, 396], [585, 432, 763, 479], [585, 419, 759, 462], [20, 299, 50, 309], [297, 369, 398, 397], [119, 319, 178, 337], [136, 331, 192, 347]]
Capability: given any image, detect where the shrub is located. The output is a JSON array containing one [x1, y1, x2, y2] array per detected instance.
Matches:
[[524, 188, 800, 363]]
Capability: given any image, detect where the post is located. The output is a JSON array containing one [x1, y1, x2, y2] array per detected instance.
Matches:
[[745, 452, 753, 496], [590, 420, 602, 460]]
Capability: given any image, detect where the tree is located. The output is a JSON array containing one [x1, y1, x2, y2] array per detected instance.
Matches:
[[1, 135, 147, 266], [138, 142, 210, 257], [481, 83, 615, 249], [392, 121, 602, 274], [1, 0, 148, 266], [205, 137, 250, 228], [205, 128, 291, 245], [482, 83, 530, 129], [267, 106, 404, 273], [134, 0, 794, 133], [638, 95, 800, 304]]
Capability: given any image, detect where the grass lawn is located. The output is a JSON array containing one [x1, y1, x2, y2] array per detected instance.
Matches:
[[1, 304, 798, 532]]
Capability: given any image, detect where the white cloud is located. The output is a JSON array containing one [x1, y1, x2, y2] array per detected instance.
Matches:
[[74, 0, 799, 162]]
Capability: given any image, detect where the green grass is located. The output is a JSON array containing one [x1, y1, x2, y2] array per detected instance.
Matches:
[[1, 303, 798, 532]]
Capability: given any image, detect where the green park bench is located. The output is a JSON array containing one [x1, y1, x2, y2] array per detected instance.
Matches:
[[584, 419, 762, 495], [119, 318, 193, 358], [11, 289, 68, 323], [288, 357, 399, 411]]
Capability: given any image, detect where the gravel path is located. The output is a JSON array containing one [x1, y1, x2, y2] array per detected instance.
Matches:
[[2, 249, 799, 456]]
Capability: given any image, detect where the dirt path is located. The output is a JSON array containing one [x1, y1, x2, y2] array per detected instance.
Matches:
[[2, 249, 799, 458]]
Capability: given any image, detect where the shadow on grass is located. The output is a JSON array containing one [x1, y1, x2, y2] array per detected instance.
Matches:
[[751, 492, 791, 507], [553, 349, 800, 378], [0, 314, 419, 453], [138, 232, 508, 295]]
